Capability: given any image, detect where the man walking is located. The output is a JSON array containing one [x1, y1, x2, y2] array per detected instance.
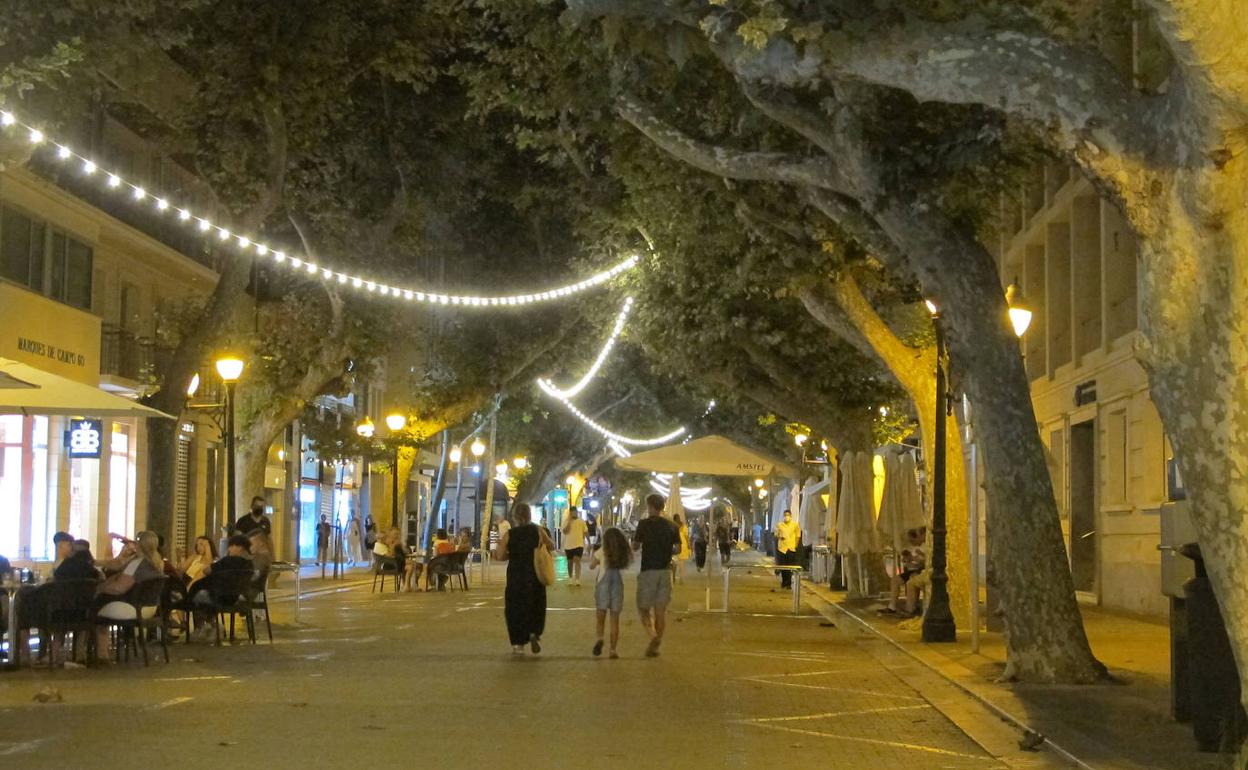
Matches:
[[774, 509, 800, 589], [562, 506, 589, 586], [632, 494, 679, 657], [315, 515, 332, 565]]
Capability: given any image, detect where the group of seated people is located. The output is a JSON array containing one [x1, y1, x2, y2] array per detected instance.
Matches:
[[371, 526, 474, 592], [0, 525, 273, 659]]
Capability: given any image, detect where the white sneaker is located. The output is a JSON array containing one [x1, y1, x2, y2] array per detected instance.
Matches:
[[512, 645, 524, 655]]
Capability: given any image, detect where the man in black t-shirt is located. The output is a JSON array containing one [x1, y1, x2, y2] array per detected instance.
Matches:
[[232, 496, 272, 537], [632, 494, 679, 657]]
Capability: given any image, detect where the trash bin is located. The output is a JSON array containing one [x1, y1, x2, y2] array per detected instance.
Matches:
[[762, 531, 775, 557], [1180, 542, 1248, 752]]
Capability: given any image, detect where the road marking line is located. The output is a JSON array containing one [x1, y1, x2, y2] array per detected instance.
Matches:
[[743, 722, 995, 761], [735, 677, 925, 700], [155, 675, 231, 682], [726, 650, 840, 661], [746, 669, 850, 680], [0, 738, 50, 756], [143, 696, 193, 711], [740, 704, 932, 723]]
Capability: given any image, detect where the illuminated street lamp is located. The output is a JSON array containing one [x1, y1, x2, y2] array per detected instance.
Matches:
[[470, 438, 487, 458], [512, 456, 528, 470], [566, 475, 578, 486], [1005, 281, 1033, 337], [753, 478, 765, 489], [449, 446, 463, 464], [385, 413, 406, 528], [923, 299, 955, 643], [186, 372, 200, 397], [215, 355, 245, 525], [356, 417, 375, 438], [495, 461, 509, 477], [794, 433, 809, 447]]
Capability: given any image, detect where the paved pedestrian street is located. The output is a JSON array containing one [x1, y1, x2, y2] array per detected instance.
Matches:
[[0, 565, 1058, 769]]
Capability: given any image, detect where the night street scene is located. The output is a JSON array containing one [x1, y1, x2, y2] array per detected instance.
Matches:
[[0, 2, 1244, 768]]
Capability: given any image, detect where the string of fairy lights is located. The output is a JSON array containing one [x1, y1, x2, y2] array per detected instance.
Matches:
[[0, 109, 637, 306], [3, 108, 704, 451], [535, 295, 689, 447]]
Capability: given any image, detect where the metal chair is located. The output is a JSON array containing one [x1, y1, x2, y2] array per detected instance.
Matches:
[[371, 554, 400, 593], [239, 568, 273, 643], [41, 578, 100, 665], [96, 577, 169, 666], [199, 569, 260, 645]]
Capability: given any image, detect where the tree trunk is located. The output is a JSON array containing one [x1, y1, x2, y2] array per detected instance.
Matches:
[[874, 200, 1104, 682], [798, 277, 972, 628], [424, 431, 449, 549], [479, 413, 498, 550], [1128, 165, 1248, 721]]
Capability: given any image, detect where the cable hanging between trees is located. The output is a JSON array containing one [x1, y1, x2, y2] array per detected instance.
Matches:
[[2, 110, 637, 307]]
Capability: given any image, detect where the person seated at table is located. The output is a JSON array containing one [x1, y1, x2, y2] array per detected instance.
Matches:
[[188, 535, 254, 641], [248, 529, 274, 576], [179, 536, 217, 591], [433, 529, 455, 556], [55, 540, 99, 581], [384, 528, 423, 592], [879, 527, 927, 618], [93, 531, 165, 655], [50, 531, 75, 572], [454, 527, 473, 552]]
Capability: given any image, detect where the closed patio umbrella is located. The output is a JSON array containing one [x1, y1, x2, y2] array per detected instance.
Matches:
[[876, 449, 925, 568], [836, 451, 877, 597]]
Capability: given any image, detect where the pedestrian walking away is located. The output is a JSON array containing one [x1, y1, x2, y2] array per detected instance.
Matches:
[[315, 515, 332, 566], [692, 516, 708, 573], [590, 527, 632, 659], [714, 509, 732, 567], [632, 493, 680, 658], [774, 509, 800, 589], [494, 503, 555, 655], [562, 506, 589, 586]]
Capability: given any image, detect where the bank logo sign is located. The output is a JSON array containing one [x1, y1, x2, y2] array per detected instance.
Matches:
[[65, 419, 103, 458]]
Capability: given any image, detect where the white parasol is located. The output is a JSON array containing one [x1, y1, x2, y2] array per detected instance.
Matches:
[[876, 449, 926, 566], [835, 451, 877, 555]]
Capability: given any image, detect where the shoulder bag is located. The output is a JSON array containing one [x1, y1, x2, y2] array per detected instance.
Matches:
[[534, 543, 555, 586]]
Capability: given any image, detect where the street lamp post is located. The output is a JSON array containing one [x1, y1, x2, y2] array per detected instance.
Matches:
[[386, 413, 406, 530], [922, 309, 956, 643], [922, 289, 1031, 644], [215, 356, 245, 527]]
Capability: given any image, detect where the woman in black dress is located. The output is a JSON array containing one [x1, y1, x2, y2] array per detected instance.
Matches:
[[493, 503, 554, 655]]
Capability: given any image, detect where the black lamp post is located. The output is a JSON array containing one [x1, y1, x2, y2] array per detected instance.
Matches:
[[922, 309, 957, 643], [385, 413, 407, 529], [215, 356, 244, 527]]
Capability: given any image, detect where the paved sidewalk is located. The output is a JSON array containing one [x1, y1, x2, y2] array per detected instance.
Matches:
[[806, 580, 1221, 770], [0, 559, 1060, 769]]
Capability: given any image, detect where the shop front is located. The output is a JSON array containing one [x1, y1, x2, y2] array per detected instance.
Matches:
[[0, 282, 163, 563]]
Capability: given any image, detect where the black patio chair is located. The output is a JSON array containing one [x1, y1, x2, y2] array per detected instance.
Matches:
[[238, 567, 273, 643], [195, 569, 259, 645], [426, 551, 470, 592], [371, 553, 400, 594], [95, 576, 169, 666], [41, 578, 100, 666]]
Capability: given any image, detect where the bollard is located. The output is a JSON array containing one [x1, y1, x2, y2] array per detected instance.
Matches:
[[792, 572, 801, 615], [722, 566, 733, 613]]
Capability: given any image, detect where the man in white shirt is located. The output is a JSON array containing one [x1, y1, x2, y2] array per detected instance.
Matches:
[[562, 506, 589, 586], [774, 509, 801, 589]]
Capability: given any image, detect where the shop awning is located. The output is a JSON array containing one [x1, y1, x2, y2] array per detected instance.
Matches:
[[0, 357, 174, 419], [613, 434, 797, 478]]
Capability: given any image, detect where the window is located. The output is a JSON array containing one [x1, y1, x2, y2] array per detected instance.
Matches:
[[0, 207, 45, 290], [49, 232, 93, 310], [1104, 409, 1128, 505], [0, 205, 92, 309]]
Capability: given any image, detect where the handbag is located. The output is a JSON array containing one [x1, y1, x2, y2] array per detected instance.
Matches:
[[534, 544, 555, 586]]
